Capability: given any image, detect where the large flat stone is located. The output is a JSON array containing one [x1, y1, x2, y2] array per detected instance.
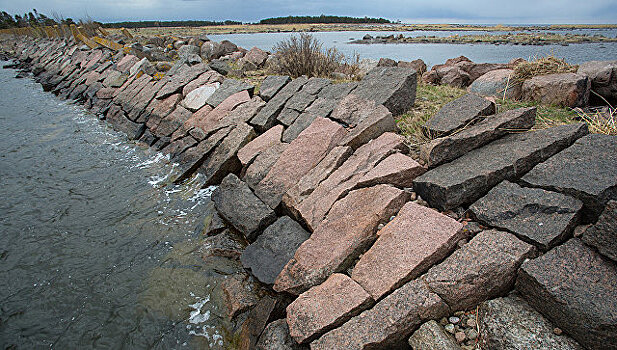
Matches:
[[106, 104, 145, 139], [421, 107, 536, 168], [311, 279, 449, 350], [355, 152, 425, 189], [283, 146, 353, 218], [241, 216, 310, 285], [181, 82, 219, 111], [351, 66, 417, 116], [287, 274, 373, 344], [351, 202, 465, 300], [516, 238, 617, 349], [408, 320, 461, 350], [155, 63, 209, 99], [470, 181, 583, 250], [582, 200, 617, 262], [244, 143, 288, 189], [237, 124, 284, 167], [250, 76, 308, 132], [188, 90, 251, 139], [254, 117, 346, 209], [173, 126, 232, 182], [413, 123, 589, 211], [522, 72, 590, 108], [144, 93, 182, 131], [423, 230, 535, 311], [478, 296, 583, 350], [206, 78, 254, 107], [291, 133, 408, 231], [424, 93, 496, 137], [212, 174, 276, 240], [274, 185, 409, 295], [153, 105, 193, 137], [520, 134, 617, 219], [259, 75, 291, 101]]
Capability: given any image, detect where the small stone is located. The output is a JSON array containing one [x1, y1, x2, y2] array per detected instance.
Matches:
[[466, 318, 476, 328], [449, 316, 461, 324], [554, 328, 563, 336], [389, 215, 395, 221], [377, 224, 384, 230], [445, 324, 455, 334], [466, 328, 478, 340], [440, 317, 449, 326], [455, 331, 466, 343]]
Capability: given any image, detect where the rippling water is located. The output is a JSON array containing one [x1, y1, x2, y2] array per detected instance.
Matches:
[[209, 29, 617, 67], [0, 65, 234, 349]]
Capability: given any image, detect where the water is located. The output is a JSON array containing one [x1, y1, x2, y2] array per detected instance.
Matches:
[[0, 65, 236, 349], [209, 29, 617, 67]]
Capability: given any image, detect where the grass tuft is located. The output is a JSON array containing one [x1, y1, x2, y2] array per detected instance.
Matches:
[[511, 55, 578, 84]]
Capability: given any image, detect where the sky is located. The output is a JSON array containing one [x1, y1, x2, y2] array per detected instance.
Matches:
[[1, 0, 616, 24]]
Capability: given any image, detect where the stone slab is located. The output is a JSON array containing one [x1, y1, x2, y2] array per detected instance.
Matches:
[[413, 123, 589, 211], [351, 66, 417, 116], [259, 75, 291, 101], [250, 76, 308, 132], [274, 185, 409, 295], [311, 279, 449, 350], [478, 296, 583, 350], [423, 230, 535, 311], [516, 238, 617, 349], [421, 107, 536, 168], [245, 143, 288, 189], [206, 78, 254, 108], [212, 174, 276, 241], [424, 93, 496, 137], [520, 134, 617, 219], [582, 200, 617, 262], [287, 274, 373, 344], [408, 320, 461, 350], [470, 181, 583, 250], [355, 152, 425, 189], [241, 216, 310, 285], [237, 124, 284, 167], [352, 202, 465, 300]]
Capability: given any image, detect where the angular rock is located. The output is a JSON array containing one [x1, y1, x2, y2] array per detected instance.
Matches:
[[516, 239, 617, 349], [116, 54, 139, 73], [413, 123, 589, 211], [254, 117, 346, 209], [243, 47, 269, 68], [424, 93, 496, 137], [469, 69, 521, 100], [522, 72, 590, 108], [582, 200, 617, 262], [200, 230, 245, 260], [282, 146, 353, 217], [423, 230, 535, 311], [256, 319, 306, 350], [241, 216, 310, 285], [478, 296, 583, 350], [281, 112, 315, 143], [274, 185, 409, 295], [352, 202, 465, 300], [238, 296, 280, 350], [155, 63, 209, 99], [331, 94, 397, 150], [408, 320, 461, 350], [173, 126, 232, 182], [209, 59, 230, 76], [177, 44, 200, 60], [398, 59, 427, 75], [221, 274, 260, 319], [212, 174, 276, 240], [292, 133, 408, 231], [520, 134, 617, 219], [470, 181, 583, 250], [351, 66, 417, 116], [129, 57, 155, 77], [237, 124, 284, 167], [251, 76, 308, 132], [181, 82, 220, 111], [144, 93, 182, 131], [153, 106, 192, 137], [188, 90, 251, 138], [277, 108, 302, 127], [102, 70, 127, 88], [355, 152, 425, 189], [318, 82, 357, 100], [244, 143, 288, 189], [206, 78, 254, 108], [421, 107, 536, 167], [106, 104, 145, 139], [182, 70, 224, 96], [287, 274, 373, 344], [259, 75, 291, 101], [577, 60, 617, 101], [311, 279, 449, 350]]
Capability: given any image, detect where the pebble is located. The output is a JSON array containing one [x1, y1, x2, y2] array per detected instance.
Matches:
[[554, 327, 563, 335], [389, 215, 395, 221], [457, 239, 468, 249], [466, 328, 478, 340], [449, 316, 461, 324], [444, 323, 455, 334], [440, 317, 449, 326], [466, 318, 476, 328], [409, 192, 417, 201], [377, 223, 384, 230], [455, 331, 466, 343]]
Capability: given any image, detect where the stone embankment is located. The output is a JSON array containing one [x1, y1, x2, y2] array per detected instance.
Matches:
[[2, 33, 616, 350]]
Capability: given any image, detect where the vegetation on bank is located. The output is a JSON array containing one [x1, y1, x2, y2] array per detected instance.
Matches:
[[259, 15, 390, 25], [353, 32, 617, 45], [0, 9, 75, 29], [103, 20, 242, 29]]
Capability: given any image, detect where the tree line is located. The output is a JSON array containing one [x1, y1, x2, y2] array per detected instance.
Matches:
[[102, 20, 242, 28], [259, 15, 391, 25], [0, 9, 76, 29]]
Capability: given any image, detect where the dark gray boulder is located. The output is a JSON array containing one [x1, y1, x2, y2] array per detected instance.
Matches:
[[257, 319, 307, 350], [351, 66, 417, 116], [241, 216, 310, 285], [516, 239, 617, 350], [413, 123, 589, 210], [424, 93, 495, 137], [577, 60, 617, 101], [470, 181, 583, 250], [250, 76, 308, 132], [582, 200, 617, 262], [478, 296, 583, 350], [520, 134, 617, 219], [211, 174, 276, 241], [259, 75, 291, 101], [421, 107, 536, 167]]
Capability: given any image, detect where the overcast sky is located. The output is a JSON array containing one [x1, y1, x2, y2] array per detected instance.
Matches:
[[1, 0, 616, 24]]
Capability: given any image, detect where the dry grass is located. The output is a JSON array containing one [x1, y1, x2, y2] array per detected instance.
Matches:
[[511, 55, 578, 84], [273, 33, 344, 78]]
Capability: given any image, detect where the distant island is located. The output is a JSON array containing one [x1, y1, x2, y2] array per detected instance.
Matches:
[[259, 15, 391, 25], [102, 20, 242, 28]]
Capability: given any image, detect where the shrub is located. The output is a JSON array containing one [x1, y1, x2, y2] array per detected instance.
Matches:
[[273, 33, 344, 78]]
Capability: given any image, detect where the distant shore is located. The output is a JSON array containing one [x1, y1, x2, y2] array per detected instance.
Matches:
[[110, 23, 617, 36]]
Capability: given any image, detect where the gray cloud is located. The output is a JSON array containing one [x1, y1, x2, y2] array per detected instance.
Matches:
[[0, 0, 615, 23]]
